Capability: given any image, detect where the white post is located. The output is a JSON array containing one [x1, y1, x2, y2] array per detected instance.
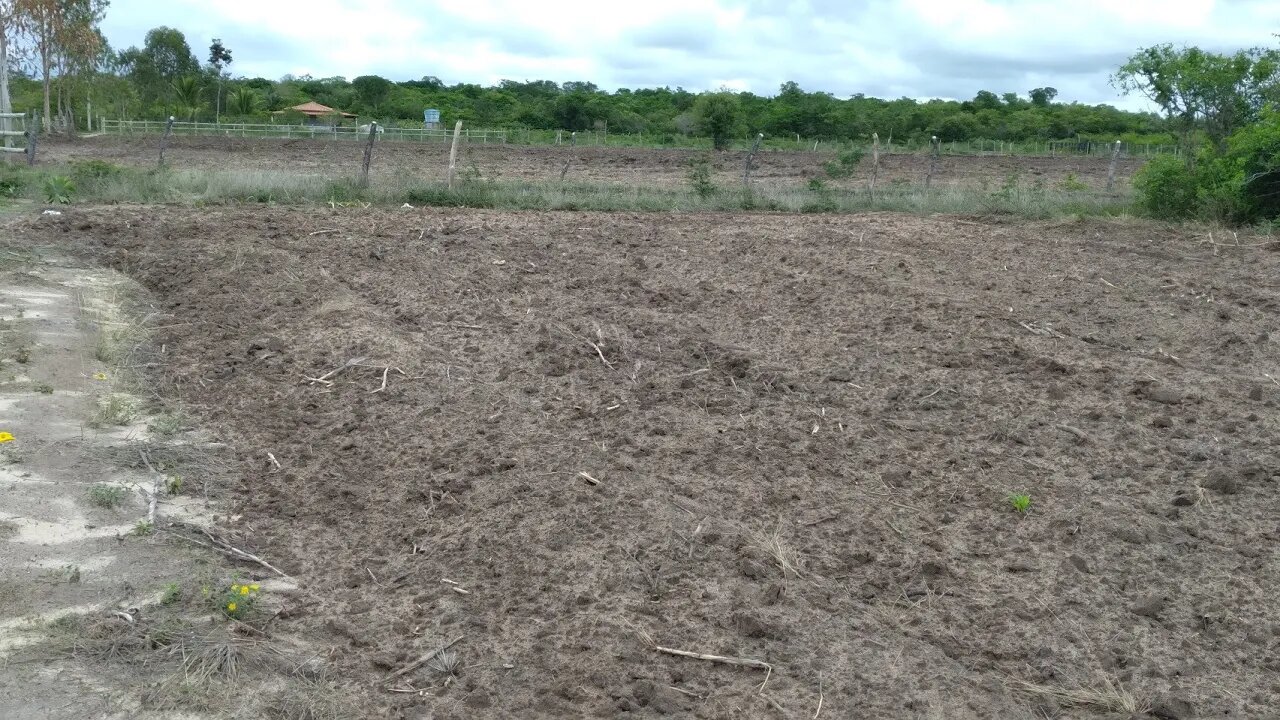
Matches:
[[869, 132, 880, 200], [1106, 140, 1121, 192], [447, 120, 463, 189]]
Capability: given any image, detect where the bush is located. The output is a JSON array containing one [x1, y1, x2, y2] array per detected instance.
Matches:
[[1133, 155, 1199, 219], [686, 155, 715, 198], [1225, 107, 1280, 222], [824, 148, 865, 179], [692, 92, 741, 151], [42, 176, 74, 204], [70, 159, 123, 182]]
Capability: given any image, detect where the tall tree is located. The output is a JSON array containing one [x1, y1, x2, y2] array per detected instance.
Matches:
[[351, 74, 391, 113], [1113, 44, 1280, 153], [118, 26, 198, 111], [1029, 87, 1058, 107], [208, 37, 230, 121], [170, 74, 200, 121], [15, 0, 107, 132], [693, 91, 741, 150]]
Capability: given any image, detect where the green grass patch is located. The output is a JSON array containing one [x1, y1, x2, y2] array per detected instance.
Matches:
[[86, 483, 127, 509]]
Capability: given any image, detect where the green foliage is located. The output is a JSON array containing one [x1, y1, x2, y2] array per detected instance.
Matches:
[[1132, 109, 1280, 224], [87, 484, 127, 509], [213, 580, 263, 619], [824, 148, 865, 179], [0, 175, 25, 198], [71, 159, 123, 182], [687, 155, 716, 198], [352, 75, 393, 111], [43, 176, 75, 204], [693, 92, 741, 151], [1114, 44, 1280, 151], [228, 86, 257, 116], [33, 382, 54, 394], [1134, 155, 1199, 218], [161, 582, 183, 605], [1058, 174, 1090, 192], [131, 520, 155, 536], [1007, 493, 1032, 513], [171, 76, 203, 121]]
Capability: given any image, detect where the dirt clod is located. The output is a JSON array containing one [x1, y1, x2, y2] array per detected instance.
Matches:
[[1204, 468, 1240, 495]]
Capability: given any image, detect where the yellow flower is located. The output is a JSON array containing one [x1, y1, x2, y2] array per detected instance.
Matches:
[[226, 602, 237, 612], [249, 584, 260, 592], [240, 586, 250, 596], [0, 432, 13, 444], [92, 372, 107, 381]]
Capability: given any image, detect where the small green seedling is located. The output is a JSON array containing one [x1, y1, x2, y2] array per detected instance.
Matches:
[[33, 382, 53, 394], [1007, 493, 1032, 513], [87, 483, 127, 509], [160, 582, 182, 605], [131, 520, 154, 536], [166, 474, 183, 495]]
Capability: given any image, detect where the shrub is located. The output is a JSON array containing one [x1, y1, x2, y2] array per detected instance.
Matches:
[[42, 176, 74, 204], [70, 159, 123, 181], [1133, 155, 1198, 219], [824, 148, 865, 179], [687, 155, 715, 198]]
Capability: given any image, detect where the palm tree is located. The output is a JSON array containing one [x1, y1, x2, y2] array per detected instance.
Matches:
[[170, 76, 202, 122], [229, 86, 257, 117]]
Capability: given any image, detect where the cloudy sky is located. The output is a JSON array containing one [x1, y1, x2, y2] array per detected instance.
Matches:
[[102, 0, 1279, 108]]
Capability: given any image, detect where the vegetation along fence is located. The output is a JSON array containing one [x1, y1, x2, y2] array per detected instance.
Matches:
[[98, 118, 1180, 158], [100, 119, 509, 144]]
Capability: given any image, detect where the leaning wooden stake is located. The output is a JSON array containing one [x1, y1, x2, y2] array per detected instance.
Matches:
[[868, 132, 880, 200], [1106, 140, 1121, 192], [446, 120, 463, 190], [743, 132, 763, 186], [926, 135, 939, 189], [359, 121, 378, 187], [157, 116, 175, 167], [24, 129, 35, 166]]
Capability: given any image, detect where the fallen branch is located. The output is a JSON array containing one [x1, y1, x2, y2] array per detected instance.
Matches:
[[167, 523, 291, 578], [308, 228, 339, 236], [578, 471, 602, 486], [305, 356, 368, 386], [385, 635, 465, 683], [1056, 424, 1091, 444], [589, 341, 615, 369], [654, 645, 771, 671]]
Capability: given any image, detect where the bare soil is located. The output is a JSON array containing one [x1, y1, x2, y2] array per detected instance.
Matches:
[[42, 135, 1145, 191], [11, 206, 1280, 719]]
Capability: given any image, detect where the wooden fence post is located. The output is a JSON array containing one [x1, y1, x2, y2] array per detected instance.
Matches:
[[1106, 140, 1121, 192], [869, 133, 880, 200], [24, 129, 35, 166], [560, 131, 577, 182], [157, 116, 175, 167], [446, 120, 463, 190], [359, 121, 378, 187], [743, 133, 763, 186], [926, 135, 939, 189]]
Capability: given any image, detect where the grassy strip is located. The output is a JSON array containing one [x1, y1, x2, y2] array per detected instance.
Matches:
[[4, 161, 1134, 218]]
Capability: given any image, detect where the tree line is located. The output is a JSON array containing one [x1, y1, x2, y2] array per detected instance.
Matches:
[[0, 18, 1172, 145]]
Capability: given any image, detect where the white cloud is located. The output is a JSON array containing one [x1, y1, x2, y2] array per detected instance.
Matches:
[[101, 0, 1280, 108]]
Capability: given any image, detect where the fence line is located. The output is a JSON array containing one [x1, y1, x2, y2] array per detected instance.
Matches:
[[101, 119, 508, 144], [99, 118, 1179, 158]]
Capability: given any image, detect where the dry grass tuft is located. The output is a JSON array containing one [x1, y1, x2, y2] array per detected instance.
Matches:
[[1014, 676, 1150, 715], [746, 525, 805, 578]]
